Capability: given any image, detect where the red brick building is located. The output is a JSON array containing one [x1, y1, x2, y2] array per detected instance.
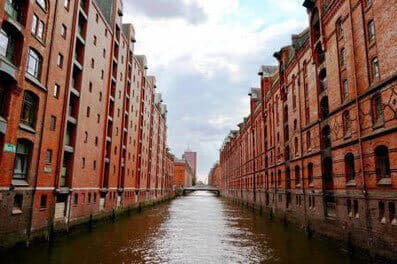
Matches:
[[0, 0, 172, 248], [207, 162, 221, 188], [220, 0, 397, 259], [173, 158, 194, 189], [183, 150, 197, 184]]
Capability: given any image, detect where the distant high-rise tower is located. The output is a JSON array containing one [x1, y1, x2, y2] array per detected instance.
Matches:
[[183, 150, 197, 184]]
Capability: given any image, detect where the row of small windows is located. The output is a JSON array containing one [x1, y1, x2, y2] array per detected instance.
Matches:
[[269, 145, 390, 188], [73, 192, 98, 205]]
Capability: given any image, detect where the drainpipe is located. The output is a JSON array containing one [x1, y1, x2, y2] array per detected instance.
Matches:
[[28, 0, 60, 245], [297, 55, 309, 230], [252, 125, 257, 203], [349, 0, 373, 250]]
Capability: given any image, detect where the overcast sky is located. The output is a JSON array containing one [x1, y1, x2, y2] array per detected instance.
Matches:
[[123, 0, 308, 183]]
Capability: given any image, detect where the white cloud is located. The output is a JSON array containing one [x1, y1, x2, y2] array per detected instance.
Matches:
[[123, 0, 307, 181]]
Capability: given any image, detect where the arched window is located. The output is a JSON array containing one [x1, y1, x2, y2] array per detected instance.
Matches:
[[13, 139, 32, 179], [295, 165, 301, 185], [308, 163, 314, 185], [20, 91, 38, 128], [26, 48, 42, 79], [344, 153, 355, 181], [294, 137, 298, 155], [375, 145, 390, 179]]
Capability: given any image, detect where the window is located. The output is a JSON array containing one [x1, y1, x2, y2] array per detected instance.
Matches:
[[64, 0, 70, 9], [53, 83, 60, 98], [89, 82, 92, 92], [368, 20, 375, 44], [13, 140, 32, 179], [96, 14, 99, 23], [31, 15, 38, 35], [308, 163, 314, 185], [50, 115, 56, 131], [91, 58, 95, 68], [13, 194, 23, 213], [371, 94, 383, 125], [21, 91, 38, 128], [294, 137, 298, 155], [389, 202, 396, 224], [340, 48, 346, 68], [27, 49, 42, 79], [84, 131, 88, 143], [342, 80, 348, 101], [86, 106, 90, 117], [57, 53, 64, 68], [342, 111, 351, 136], [61, 24, 67, 38], [295, 165, 301, 185], [277, 170, 282, 186], [36, 0, 46, 10], [347, 199, 352, 217], [74, 193, 78, 205], [40, 195, 47, 209], [45, 149, 52, 164], [93, 160, 97, 170], [375, 145, 390, 179], [371, 57, 379, 80], [93, 36, 97, 45], [99, 92, 102, 101], [95, 136, 98, 146], [0, 88, 7, 117], [379, 201, 385, 223], [82, 157, 85, 168], [31, 15, 44, 40], [336, 18, 344, 39], [307, 131, 311, 149], [345, 153, 355, 182], [353, 200, 359, 218]]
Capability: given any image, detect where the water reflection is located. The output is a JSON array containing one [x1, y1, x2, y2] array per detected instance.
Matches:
[[2, 192, 371, 264]]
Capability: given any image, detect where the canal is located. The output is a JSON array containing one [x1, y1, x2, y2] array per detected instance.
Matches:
[[2, 192, 375, 264]]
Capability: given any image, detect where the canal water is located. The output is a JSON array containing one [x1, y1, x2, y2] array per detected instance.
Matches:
[[2, 192, 374, 264]]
